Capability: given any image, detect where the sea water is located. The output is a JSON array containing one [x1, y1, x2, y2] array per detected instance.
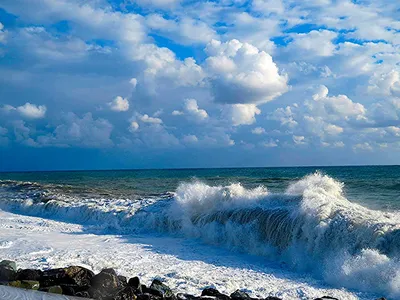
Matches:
[[1, 166, 400, 299]]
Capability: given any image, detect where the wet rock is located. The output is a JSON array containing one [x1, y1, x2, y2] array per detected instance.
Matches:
[[149, 279, 174, 298], [47, 286, 63, 294], [128, 277, 141, 290], [230, 290, 250, 300], [111, 286, 138, 300], [137, 293, 162, 300], [61, 284, 90, 296], [265, 297, 282, 300], [40, 266, 94, 288], [8, 280, 40, 290], [118, 275, 128, 286], [16, 269, 43, 281], [75, 290, 92, 298], [90, 268, 125, 298], [0, 261, 16, 281], [0, 260, 16, 271], [201, 288, 230, 300], [313, 297, 338, 300]]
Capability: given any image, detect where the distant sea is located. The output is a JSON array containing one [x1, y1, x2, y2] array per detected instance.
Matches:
[[1, 165, 400, 298]]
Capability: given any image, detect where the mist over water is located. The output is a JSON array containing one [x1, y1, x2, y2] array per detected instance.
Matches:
[[1, 166, 400, 297]]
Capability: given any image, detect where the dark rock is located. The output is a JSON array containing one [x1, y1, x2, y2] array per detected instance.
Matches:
[[128, 277, 141, 289], [265, 297, 282, 300], [8, 280, 40, 290], [16, 269, 43, 281], [40, 266, 94, 288], [119, 276, 128, 286], [0, 260, 17, 271], [137, 293, 162, 300], [230, 290, 250, 300], [0, 265, 16, 281], [75, 290, 92, 298], [61, 284, 90, 296], [149, 279, 174, 298], [90, 268, 125, 298], [201, 288, 230, 300], [313, 297, 338, 300], [376, 298, 387, 300], [39, 285, 63, 294], [111, 286, 138, 300]]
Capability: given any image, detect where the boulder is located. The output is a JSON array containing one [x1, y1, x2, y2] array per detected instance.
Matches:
[[0, 261, 16, 281], [119, 275, 128, 286], [201, 288, 230, 300], [149, 279, 174, 298], [61, 284, 90, 297], [111, 286, 138, 300], [8, 280, 40, 290], [90, 268, 125, 298], [230, 290, 250, 300], [137, 293, 162, 300], [0, 260, 16, 271], [16, 269, 43, 281], [40, 266, 94, 288], [265, 297, 282, 300], [313, 297, 338, 300], [46, 286, 63, 294], [128, 277, 141, 290]]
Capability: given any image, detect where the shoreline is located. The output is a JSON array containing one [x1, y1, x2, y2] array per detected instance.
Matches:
[[0, 261, 356, 300]]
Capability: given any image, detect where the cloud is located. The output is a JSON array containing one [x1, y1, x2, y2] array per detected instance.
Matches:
[[109, 96, 130, 112], [15, 103, 47, 119], [171, 99, 208, 121], [184, 99, 208, 121], [129, 121, 139, 132], [261, 139, 278, 148], [289, 30, 338, 57], [36, 113, 113, 148], [251, 127, 266, 135], [0, 22, 6, 44], [146, 15, 216, 45], [205, 39, 289, 104], [138, 114, 163, 124], [223, 104, 261, 126], [172, 110, 184, 116], [182, 134, 198, 145], [293, 135, 306, 145]]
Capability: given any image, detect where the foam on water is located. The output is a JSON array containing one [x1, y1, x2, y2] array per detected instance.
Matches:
[[1, 173, 400, 297]]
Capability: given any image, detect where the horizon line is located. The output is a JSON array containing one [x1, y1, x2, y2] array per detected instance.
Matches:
[[1, 163, 399, 174]]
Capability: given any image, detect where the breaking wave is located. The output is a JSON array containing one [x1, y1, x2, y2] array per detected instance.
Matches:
[[2, 173, 400, 297]]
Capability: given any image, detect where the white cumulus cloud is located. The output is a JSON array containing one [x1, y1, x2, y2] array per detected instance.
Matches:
[[109, 96, 129, 112], [205, 39, 289, 104], [15, 103, 47, 119]]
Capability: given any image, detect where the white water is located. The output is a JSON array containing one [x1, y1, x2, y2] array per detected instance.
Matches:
[[0, 173, 399, 298]]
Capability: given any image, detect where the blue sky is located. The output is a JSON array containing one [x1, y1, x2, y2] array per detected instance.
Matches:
[[0, 0, 399, 171]]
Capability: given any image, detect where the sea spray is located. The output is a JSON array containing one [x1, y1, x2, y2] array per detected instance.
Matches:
[[2, 173, 400, 296]]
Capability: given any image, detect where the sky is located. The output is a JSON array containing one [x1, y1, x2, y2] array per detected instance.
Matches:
[[0, 0, 399, 171]]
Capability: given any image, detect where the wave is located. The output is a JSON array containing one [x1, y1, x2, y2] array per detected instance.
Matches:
[[2, 174, 400, 297]]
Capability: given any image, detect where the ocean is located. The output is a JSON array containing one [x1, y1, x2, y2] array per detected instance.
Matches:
[[1, 166, 400, 299]]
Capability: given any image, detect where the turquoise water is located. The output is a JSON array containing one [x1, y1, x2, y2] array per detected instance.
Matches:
[[1, 165, 399, 210]]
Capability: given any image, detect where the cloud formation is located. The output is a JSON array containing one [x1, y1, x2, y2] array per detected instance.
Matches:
[[0, 0, 400, 169]]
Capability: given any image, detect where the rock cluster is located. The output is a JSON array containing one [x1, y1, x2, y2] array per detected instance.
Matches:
[[0, 260, 385, 300]]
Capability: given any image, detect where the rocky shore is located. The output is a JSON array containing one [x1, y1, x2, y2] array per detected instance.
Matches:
[[0, 260, 386, 300]]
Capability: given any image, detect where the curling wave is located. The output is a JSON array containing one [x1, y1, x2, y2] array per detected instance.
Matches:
[[2, 173, 400, 297]]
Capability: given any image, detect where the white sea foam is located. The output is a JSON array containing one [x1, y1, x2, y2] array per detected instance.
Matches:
[[1, 173, 400, 297]]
